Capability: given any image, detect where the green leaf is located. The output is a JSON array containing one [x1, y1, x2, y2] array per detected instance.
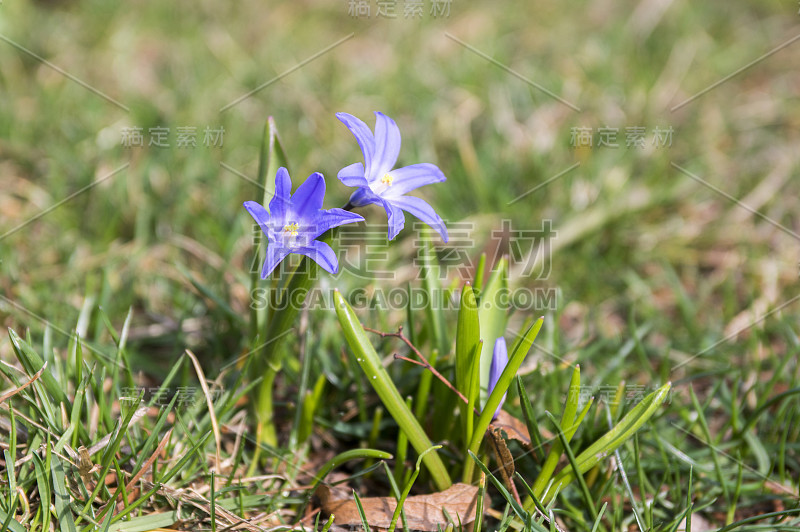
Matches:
[[257, 116, 289, 209], [250, 115, 290, 347], [545, 411, 597, 519], [456, 283, 480, 444], [32, 453, 51, 532], [299, 374, 326, 446], [547, 382, 671, 502], [419, 234, 450, 357], [389, 446, 442, 532], [107, 511, 177, 532], [0, 500, 24, 532], [516, 376, 545, 462], [321, 514, 336, 532], [472, 254, 486, 293], [476, 258, 507, 406], [333, 290, 452, 491], [413, 349, 438, 423], [8, 328, 69, 406], [253, 234, 327, 446], [464, 317, 544, 482], [465, 340, 482, 454], [468, 452, 549, 532], [532, 364, 582, 499], [474, 471, 485, 532], [395, 396, 413, 487], [353, 490, 372, 532], [51, 455, 78, 532]]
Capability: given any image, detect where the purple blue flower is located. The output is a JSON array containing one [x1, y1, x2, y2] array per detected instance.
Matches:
[[336, 111, 449, 242], [244, 167, 364, 278], [487, 337, 509, 420]]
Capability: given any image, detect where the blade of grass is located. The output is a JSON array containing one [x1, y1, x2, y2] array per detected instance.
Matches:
[[32, 452, 52, 532], [313, 448, 393, 488], [8, 328, 69, 406], [468, 451, 549, 532], [395, 396, 412, 487], [51, 455, 78, 532], [688, 385, 731, 503], [353, 490, 372, 532], [516, 375, 545, 462], [474, 472, 485, 532], [545, 411, 598, 519], [547, 382, 671, 502], [383, 461, 409, 532], [389, 445, 442, 532]]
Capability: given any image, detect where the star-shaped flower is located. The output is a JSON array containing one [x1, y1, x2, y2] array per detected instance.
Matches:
[[336, 111, 449, 242], [487, 337, 509, 421], [244, 167, 364, 278]]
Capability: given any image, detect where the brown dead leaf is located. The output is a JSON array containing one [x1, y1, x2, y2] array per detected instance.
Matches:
[[489, 410, 552, 451], [318, 482, 480, 531], [488, 427, 520, 504]]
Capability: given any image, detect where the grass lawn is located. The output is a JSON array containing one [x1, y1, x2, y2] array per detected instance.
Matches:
[[1, 0, 799, 530]]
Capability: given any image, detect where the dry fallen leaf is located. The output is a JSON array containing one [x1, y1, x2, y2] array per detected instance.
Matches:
[[489, 410, 553, 451], [488, 427, 518, 499], [318, 482, 481, 531]]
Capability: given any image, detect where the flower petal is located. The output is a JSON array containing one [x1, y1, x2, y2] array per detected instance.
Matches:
[[261, 243, 291, 279], [383, 163, 446, 197], [488, 337, 509, 420], [370, 112, 402, 179], [296, 240, 339, 274], [383, 199, 406, 241], [337, 162, 369, 188], [386, 195, 448, 243], [336, 112, 375, 173], [268, 167, 292, 221], [348, 186, 381, 208], [291, 172, 326, 218], [243, 200, 270, 232], [314, 208, 365, 236]]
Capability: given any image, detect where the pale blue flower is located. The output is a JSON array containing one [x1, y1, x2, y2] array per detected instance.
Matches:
[[244, 167, 363, 277], [336, 111, 449, 242], [487, 337, 509, 420]]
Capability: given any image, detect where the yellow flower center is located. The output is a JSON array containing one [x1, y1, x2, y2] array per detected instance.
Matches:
[[381, 173, 394, 187], [283, 222, 299, 237]]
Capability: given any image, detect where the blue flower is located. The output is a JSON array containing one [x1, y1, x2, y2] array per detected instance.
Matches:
[[244, 167, 364, 278], [487, 337, 509, 420], [336, 111, 449, 242]]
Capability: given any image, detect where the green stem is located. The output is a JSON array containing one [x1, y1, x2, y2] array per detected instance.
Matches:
[[250, 237, 327, 447], [256, 367, 279, 447], [334, 290, 452, 491]]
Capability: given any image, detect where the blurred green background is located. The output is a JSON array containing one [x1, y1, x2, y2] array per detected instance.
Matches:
[[0, 0, 798, 378]]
